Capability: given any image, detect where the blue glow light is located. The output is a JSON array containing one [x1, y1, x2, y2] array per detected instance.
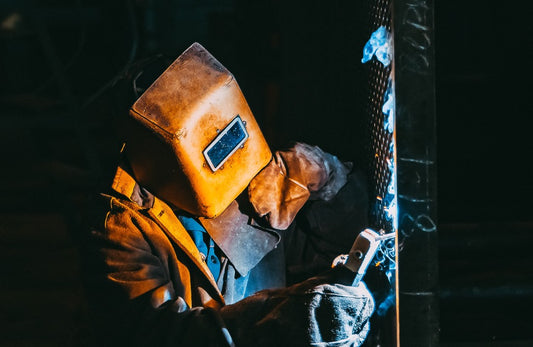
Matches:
[[377, 290, 396, 316], [361, 26, 392, 67], [362, 24, 398, 301], [379, 106, 399, 282], [384, 156, 398, 230], [382, 81, 395, 134], [387, 158, 395, 195], [384, 198, 397, 223]]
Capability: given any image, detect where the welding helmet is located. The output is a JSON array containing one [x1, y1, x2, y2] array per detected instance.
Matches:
[[124, 42, 272, 218]]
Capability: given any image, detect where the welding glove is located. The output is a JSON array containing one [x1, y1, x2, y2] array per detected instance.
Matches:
[[248, 142, 352, 230], [220, 267, 374, 347]]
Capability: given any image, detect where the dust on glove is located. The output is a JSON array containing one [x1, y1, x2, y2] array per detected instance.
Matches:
[[220, 267, 374, 347]]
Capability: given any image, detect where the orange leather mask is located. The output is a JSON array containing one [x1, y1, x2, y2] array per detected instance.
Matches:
[[125, 43, 272, 218]]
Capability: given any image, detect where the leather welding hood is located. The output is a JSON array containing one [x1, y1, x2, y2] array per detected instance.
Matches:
[[125, 42, 272, 218]]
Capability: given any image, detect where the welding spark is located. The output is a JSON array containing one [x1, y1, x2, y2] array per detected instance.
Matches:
[[362, 25, 398, 288], [381, 155, 398, 281], [383, 175, 398, 229], [373, 236, 396, 285], [361, 26, 392, 67], [384, 198, 397, 222]]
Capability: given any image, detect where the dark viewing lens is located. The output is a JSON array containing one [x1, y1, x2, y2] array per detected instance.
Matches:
[[206, 118, 247, 169]]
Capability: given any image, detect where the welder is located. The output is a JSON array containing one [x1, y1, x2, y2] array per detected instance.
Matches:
[[82, 42, 374, 346]]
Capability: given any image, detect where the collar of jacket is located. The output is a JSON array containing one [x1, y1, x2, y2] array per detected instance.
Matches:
[[111, 165, 281, 278], [110, 165, 224, 304]]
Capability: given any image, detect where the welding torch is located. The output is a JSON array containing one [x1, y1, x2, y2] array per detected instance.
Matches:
[[332, 228, 395, 287]]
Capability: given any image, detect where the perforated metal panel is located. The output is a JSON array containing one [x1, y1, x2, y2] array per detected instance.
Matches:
[[357, 1, 398, 346], [364, 0, 394, 234]]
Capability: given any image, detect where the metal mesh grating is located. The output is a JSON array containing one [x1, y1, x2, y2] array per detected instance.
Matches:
[[363, 0, 394, 233]]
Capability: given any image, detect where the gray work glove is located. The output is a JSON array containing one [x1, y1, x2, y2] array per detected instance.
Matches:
[[220, 267, 374, 347]]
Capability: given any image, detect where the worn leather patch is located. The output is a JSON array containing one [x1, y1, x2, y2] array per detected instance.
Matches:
[[200, 200, 280, 277], [248, 157, 310, 230]]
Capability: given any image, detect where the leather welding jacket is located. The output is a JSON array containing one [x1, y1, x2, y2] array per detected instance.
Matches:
[[82, 164, 369, 346]]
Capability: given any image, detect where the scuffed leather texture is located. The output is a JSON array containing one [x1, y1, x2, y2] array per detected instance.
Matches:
[[248, 142, 352, 230], [220, 267, 374, 347], [247, 152, 310, 231], [200, 200, 280, 277], [82, 193, 230, 346], [82, 160, 371, 346], [126, 42, 272, 218], [82, 166, 286, 346]]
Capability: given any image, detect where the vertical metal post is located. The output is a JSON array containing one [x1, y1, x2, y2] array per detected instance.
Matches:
[[393, 0, 439, 345]]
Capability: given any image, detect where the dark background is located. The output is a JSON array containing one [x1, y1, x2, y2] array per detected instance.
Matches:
[[1, 0, 532, 345]]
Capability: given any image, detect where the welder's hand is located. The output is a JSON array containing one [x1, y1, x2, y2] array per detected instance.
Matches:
[[220, 268, 374, 347], [248, 142, 352, 230]]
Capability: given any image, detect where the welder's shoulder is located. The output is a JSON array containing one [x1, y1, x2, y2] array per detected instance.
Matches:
[[84, 191, 152, 240]]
